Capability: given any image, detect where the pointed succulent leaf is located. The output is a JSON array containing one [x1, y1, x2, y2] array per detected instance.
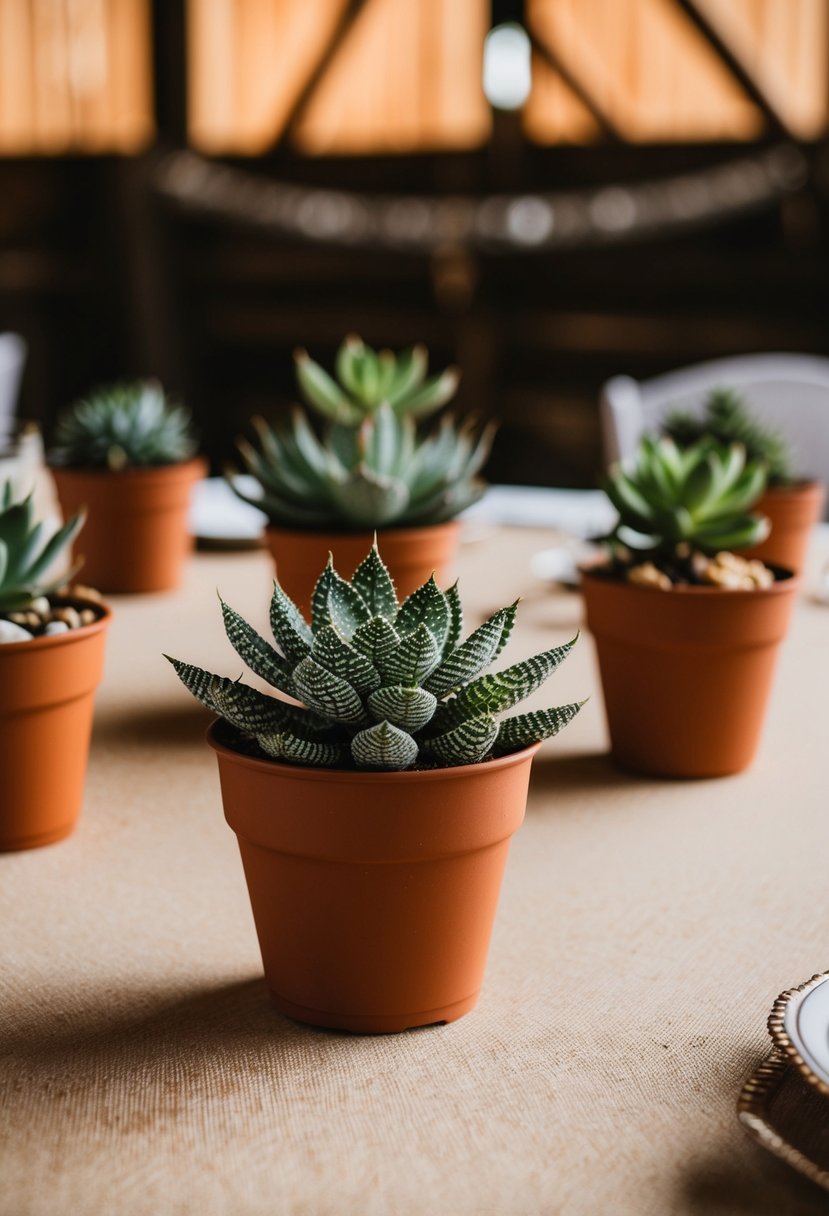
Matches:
[[393, 368, 460, 419], [166, 658, 302, 734], [379, 622, 441, 686], [294, 348, 363, 425], [312, 625, 381, 695], [386, 343, 428, 407], [326, 568, 371, 639], [424, 602, 519, 697], [434, 635, 578, 727], [257, 731, 348, 768], [442, 580, 463, 658], [335, 335, 364, 400], [292, 655, 367, 724], [269, 580, 313, 662], [367, 685, 437, 732], [310, 556, 336, 632], [351, 721, 418, 770], [395, 575, 450, 648], [350, 540, 397, 620], [327, 466, 410, 527], [351, 616, 400, 667], [426, 714, 499, 767], [219, 597, 294, 696], [492, 702, 585, 756]]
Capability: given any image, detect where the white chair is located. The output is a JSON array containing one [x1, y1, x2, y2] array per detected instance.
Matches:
[[0, 333, 27, 442], [600, 354, 829, 489]]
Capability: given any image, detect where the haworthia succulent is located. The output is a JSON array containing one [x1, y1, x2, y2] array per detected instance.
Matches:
[[50, 381, 197, 470], [168, 544, 582, 771]]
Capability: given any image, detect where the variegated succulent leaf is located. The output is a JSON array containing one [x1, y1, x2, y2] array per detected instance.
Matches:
[[168, 543, 582, 771], [424, 601, 518, 697], [351, 721, 419, 770], [367, 685, 437, 732], [492, 702, 586, 756]]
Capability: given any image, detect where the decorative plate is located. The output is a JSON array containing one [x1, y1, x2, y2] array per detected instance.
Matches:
[[768, 971, 829, 1095], [739, 1049, 829, 1191]]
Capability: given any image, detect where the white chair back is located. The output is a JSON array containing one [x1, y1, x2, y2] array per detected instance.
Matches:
[[600, 354, 829, 486], [0, 333, 27, 441]]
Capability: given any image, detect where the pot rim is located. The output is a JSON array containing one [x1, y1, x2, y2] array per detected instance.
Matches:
[[206, 719, 540, 784], [49, 455, 208, 481], [579, 561, 800, 598], [763, 478, 825, 496], [0, 597, 112, 654], [264, 519, 463, 542]]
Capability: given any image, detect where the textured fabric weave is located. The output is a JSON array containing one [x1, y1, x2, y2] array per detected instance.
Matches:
[[1, 528, 828, 1215]]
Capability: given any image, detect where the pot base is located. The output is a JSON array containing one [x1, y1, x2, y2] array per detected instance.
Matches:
[[270, 989, 479, 1034], [0, 821, 75, 854]]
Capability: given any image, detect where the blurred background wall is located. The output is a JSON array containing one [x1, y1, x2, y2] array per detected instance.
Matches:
[[1, 0, 827, 485]]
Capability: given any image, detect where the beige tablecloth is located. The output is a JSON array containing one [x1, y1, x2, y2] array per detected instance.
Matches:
[[2, 528, 828, 1216]]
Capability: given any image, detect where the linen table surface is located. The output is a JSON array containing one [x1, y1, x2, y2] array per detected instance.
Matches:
[[1, 526, 827, 1216]]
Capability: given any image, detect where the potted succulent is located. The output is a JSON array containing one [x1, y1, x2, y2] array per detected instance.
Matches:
[[663, 388, 825, 574], [50, 380, 206, 593], [229, 336, 493, 615], [0, 481, 110, 850], [581, 436, 799, 778], [167, 541, 582, 1033]]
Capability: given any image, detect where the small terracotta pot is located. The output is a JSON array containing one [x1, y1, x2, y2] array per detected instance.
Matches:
[[208, 723, 538, 1033], [264, 521, 461, 617], [0, 600, 111, 851], [51, 458, 207, 593], [744, 480, 825, 575], [581, 567, 799, 778]]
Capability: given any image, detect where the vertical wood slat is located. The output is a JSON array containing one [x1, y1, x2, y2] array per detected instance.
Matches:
[[0, 0, 35, 152]]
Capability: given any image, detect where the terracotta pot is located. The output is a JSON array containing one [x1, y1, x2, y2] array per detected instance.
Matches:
[[581, 567, 799, 779], [744, 480, 825, 575], [51, 458, 207, 593], [0, 600, 111, 851], [264, 521, 461, 617], [208, 723, 538, 1033]]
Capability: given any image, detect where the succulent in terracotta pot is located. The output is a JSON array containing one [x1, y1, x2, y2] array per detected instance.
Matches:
[[581, 435, 799, 778], [168, 541, 582, 1032], [663, 388, 825, 574], [50, 381, 206, 593], [228, 337, 494, 612], [0, 481, 111, 850]]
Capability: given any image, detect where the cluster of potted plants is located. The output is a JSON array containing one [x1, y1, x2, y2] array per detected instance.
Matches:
[[6, 340, 820, 1038], [229, 335, 493, 614]]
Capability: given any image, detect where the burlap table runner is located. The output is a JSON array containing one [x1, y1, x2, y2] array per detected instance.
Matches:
[[2, 527, 827, 1216]]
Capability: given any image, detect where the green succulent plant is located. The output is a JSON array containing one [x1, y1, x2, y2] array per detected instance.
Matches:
[[51, 381, 197, 471], [295, 335, 460, 425], [604, 435, 770, 559], [232, 405, 493, 529], [0, 480, 84, 612], [167, 542, 583, 771], [663, 388, 793, 486]]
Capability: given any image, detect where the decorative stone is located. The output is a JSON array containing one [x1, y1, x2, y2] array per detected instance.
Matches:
[[28, 597, 50, 616], [0, 619, 33, 643], [66, 584, 103, 603], [51, 606, 82, 629], [79, 609, 97, 626], [44, 621, 70, 636]]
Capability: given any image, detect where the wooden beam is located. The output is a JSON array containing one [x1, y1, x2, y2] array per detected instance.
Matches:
[[673, 0, 792, 139], [525, 22, 622, 143], [270, 0, 372, 152]]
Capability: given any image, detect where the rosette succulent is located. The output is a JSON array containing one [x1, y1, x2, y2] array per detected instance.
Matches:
[[167, 541, 582, 771], [663, 388, 793, 486], [604, 435, 770, 564], [0, 480, 84, 612], [51, 381, 197, 471], [230, 337, 494, 530]]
